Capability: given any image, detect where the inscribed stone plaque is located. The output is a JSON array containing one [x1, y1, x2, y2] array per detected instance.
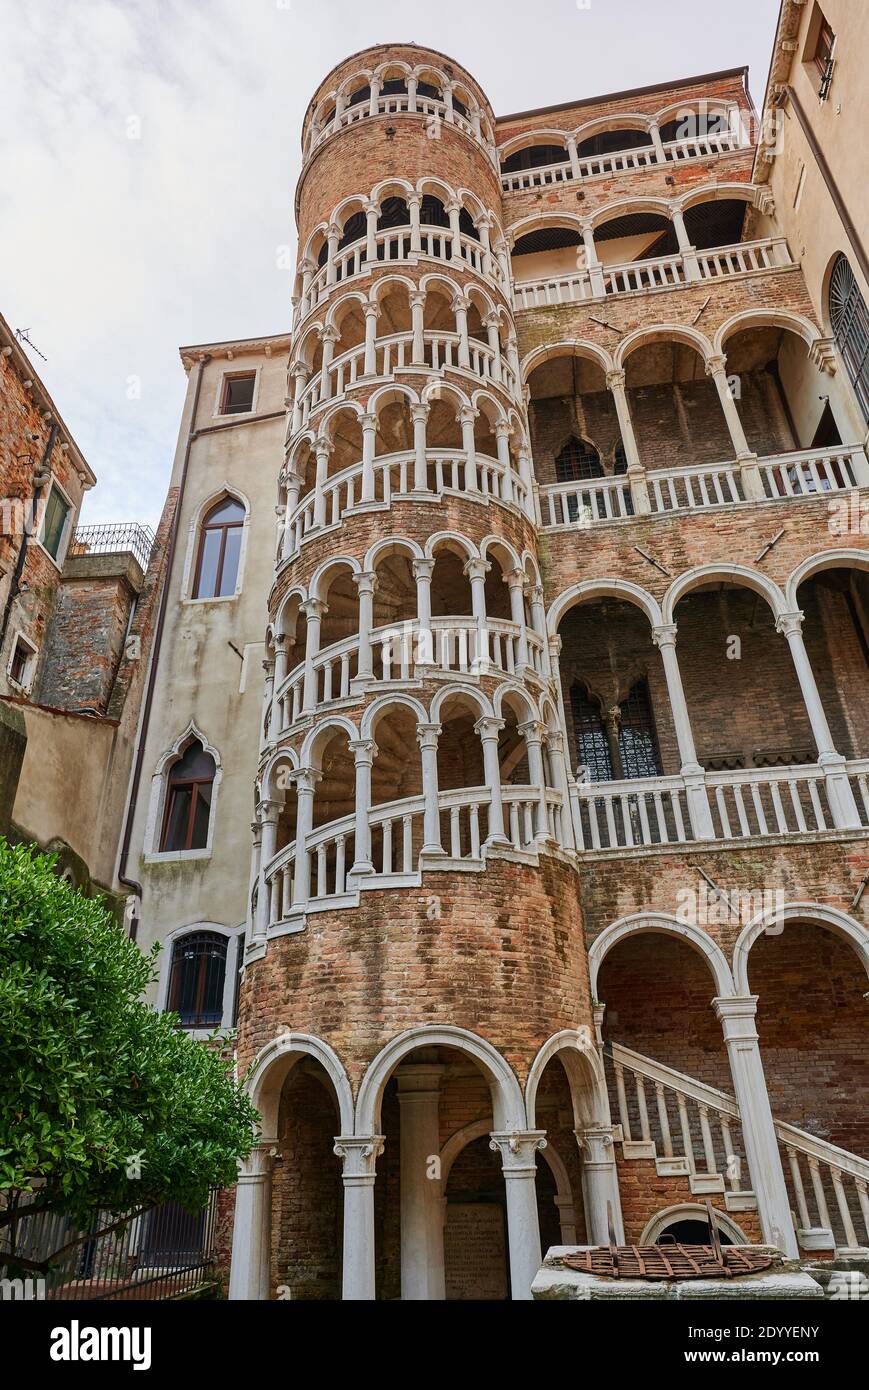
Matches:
[[444, 1202, 508, 1300]]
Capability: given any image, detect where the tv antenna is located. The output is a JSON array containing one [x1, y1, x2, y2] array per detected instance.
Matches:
[[14, 327, 48, 363]]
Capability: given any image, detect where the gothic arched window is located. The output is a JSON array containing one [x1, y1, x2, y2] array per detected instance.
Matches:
[[829, 254, 869, 419], [193, 496, 244, 599], [618, 679, 663, 779], [571, 683, 613, 782], [160, 740, 216, 852], [168, 931, 227, 1028], [556, 436, 604, 482]]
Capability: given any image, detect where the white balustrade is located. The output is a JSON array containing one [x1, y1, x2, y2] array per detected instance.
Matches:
[[649, 461, 745, 513], [758, 443, 869, 499], [513, 237, 793, 313], [609, 1042, 869, 1252], [574, 773, 694, 851], [501, 132, 744, 192], [542, 475, 633, 527], [706, 765, 833, 840], [311, 94, 480, 154]]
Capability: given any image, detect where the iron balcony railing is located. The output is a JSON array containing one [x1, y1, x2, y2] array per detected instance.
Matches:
[[69, 522, 155, 572]]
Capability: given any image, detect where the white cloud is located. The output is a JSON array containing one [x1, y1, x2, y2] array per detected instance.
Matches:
[[0, 0, 778, 527]]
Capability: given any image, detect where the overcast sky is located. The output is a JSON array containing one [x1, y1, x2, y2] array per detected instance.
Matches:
[[0, 0, 780, 529]]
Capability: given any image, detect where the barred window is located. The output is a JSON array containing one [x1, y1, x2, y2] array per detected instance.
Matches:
[[829, 255, 869, 420], [168, 931, 227, 1029], [556, 436, 604, 481], [571, 683, 613, 782], [618, 679, 663, 779]]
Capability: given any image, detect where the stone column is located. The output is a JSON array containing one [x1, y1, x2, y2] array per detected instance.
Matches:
[[544, 728, 576, 849], [291, 768, 320, 906], [484, 314, 503, 383], [364, 200, 379, 263], [325, 223, 340, 286], [575, 1126, 625, 1245], [352, 570, 377, 687], [705, 353, 764, 498], [416, 722, 444, 855], [776, 611, 862, 827], [494, 421, 514, 503], [458, 406, 479, 492], [333, 1136, 384, 1300], [257, 800, 280, 938], [290, 361, 308, 435], [260, 657, 275, 754], [360, 412, 378, 503], [411, 404, 429, 491], [397, 1064, 446, 1300], [649, 121, 666, 162], [580, 222, 606, 297], [407, 192, 422, 252], [464, 557, 490, 671], [299, 260, 315, 316], [477, 218, 495, 279], [671, 203, 701, 281], [367, 76, 380, 118], [453, 296, 471, 369], [413, 558, 435, 664], [281, 471, 302, 561], [270, 635, 288, 741], [504, 569, 530, 672], [410, 292, 426, 362], [349, 738, 377, 877], [566, 134, 581, 178], [362, 303, 380, 378], [301, 597, 325, 711], [246, 815, 263, 948], [318, 325, 339, 401], [606, 369, 650, 513], [528, 585, 550, 676], [443, 84, 455, 124], [228, 1143, 274, 1300], [406, 75, 418, 113], [651, 624, 715, 839], [312, 437, 332, 528], [489, 1131, 546, 1300], [446, 199, 463, 260], [519, 719, 551, 842], [713, 997, 799, 1258], [475, 716, 509, 844]]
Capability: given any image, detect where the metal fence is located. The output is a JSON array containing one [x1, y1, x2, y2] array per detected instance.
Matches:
[[0, 1192, 220, 1301], [69, 522, 155, 572]]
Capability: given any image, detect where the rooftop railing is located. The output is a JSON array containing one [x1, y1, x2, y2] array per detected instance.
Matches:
[[69, 522, 155, 572]]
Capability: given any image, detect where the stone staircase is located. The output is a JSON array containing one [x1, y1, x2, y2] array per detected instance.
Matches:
[[604, 1041, 869, 1255]]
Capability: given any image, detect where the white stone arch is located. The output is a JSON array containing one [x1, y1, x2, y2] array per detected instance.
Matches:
[[492, 681, 540, 723], [680, 181, 763, 213], [498, 127, 570, 161], [423, 529, 479, 562], [420, 376, 471, 413], [785, 548, 869, 611], [302, 222, 329, 265], [308, 552, 363, 603], [287, 430, 316, 476], [181, 482, 251, 604], [274, 584, 308, 642], [508, 209, 586, 247], [300, 714, 360, 770], [438, 1117, 575, 1239], [319, 397, 365, 443], [464, 280, 499, 320], [355, 1025, 525, 1134], [590, 195, 673, 233], [733, 902, 869, 997], [588, 912, 736, 1001], [371, 57, 413, 83], [574, 110, 655, 143], [369, 175, 415, 210], [144, 720, 224, 862], [641, 1203, 749, 1246], [454, 186, 489, 227], [662, 563, 787, 625], [360, 692, 429, 741], [418, 269, 464, 302], [414, 173, 457, 209], [547, 578, 663, 635], [368, 272, 418, 307], [295, 320, 325, 370], [653, 95, 736, 130], [521, 338, 615, 384], [368, 381, 421, 418], [614, 322, 714, 371], [430, 681, 493, 724], [260, 745, 300, 802], [713, 308, 822, 358], [525, 1030, 611, 1130], [480, 532, 521, 570], [323, 290, 368, 334], [521, 549, 542, 587], [156, 920, 245, 1035], [471, 389, 509, 430], [364, 534, 425, 570], [245, 1032, 354, 1139], [336, 67, 375, 105]]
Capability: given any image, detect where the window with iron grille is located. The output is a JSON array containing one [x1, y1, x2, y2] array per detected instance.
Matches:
[[193, 495, 245, 599], [168, 931, 227, 1028], [556, 436, 604, 482], [829, 255, 869, 420], [618, 679, 663, 779], [160, 740, 216, 852], [571, 683, 613, 782]]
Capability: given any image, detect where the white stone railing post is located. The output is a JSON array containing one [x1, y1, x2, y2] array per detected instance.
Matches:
[[705, 353, 764, 498], [505, 569, 530, 671], [464, 557, 490, 671], [270, 636, 288, 741], [312, 437, 332, 528], [413, 559, 435, 661], [453, 295, 471, 369], [489, 1131, 546, 1300], [519, 718, 551, 842], [606, 368, 650, 513], [580, 221, 606, 297], [364, 200, 379, 263], [714, 996, 799, 1257], [362, 303, 380, 377], [651, 623, 715, 839]]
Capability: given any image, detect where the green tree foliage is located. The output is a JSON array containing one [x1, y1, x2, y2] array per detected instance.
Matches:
[[0, 841, 257, 1246]]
